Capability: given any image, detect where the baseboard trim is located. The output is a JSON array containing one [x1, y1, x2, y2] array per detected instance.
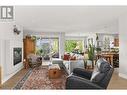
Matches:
[[2, 65, 23, 84], [119, 73, 127, 79]]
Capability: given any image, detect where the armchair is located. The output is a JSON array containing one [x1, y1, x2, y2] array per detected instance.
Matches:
[[66, 58, 114, 89], [66, 75, 102, 89], [27, 54, 42, 68]]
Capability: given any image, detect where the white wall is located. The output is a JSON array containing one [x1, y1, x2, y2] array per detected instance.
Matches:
[[0, 21, 23, 83], [119, 13, 127, 79], [0, 40, 2, 70]]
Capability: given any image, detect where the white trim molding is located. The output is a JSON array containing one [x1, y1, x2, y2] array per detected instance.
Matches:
[[119, 73, 127, 79]]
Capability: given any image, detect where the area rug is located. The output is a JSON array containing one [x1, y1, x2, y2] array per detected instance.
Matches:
[[13, 66, 68, 89]]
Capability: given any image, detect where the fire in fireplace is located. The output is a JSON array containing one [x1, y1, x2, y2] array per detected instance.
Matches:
[[13, 48, 22, 65]]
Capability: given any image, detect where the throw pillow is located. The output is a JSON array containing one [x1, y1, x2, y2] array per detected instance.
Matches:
[[91, 73, 105, 83], [91, 61, 111, 83], [90, 58, 109, 82], [99, 61, 111, 73], [90, 68, 100, 81]]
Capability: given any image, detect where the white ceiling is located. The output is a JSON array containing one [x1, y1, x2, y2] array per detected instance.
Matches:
[[15, 6, 127, 33]]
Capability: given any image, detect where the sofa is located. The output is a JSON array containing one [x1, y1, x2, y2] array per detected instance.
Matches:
[[65, 58, 114, 89], [63, 60, 84, 74]]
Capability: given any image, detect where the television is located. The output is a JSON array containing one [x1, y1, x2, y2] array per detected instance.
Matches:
[[13, 48, 22, 65]]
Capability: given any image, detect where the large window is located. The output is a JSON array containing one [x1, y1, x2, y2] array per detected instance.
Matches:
[[36, 37, 59, 60], [65, 40, 83, 53]]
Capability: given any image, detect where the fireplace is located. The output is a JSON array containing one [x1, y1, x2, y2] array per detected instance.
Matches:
[[13, 48, 22, 65]]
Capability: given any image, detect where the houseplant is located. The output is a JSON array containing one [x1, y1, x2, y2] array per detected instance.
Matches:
[[87, 43, 95, 68], [88, 43, 95, 61]]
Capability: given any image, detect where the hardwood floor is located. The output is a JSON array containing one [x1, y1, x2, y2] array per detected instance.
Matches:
[[1, 69, 29, 89], [108, 71, 127, 89], [1, 68, 127, 89]]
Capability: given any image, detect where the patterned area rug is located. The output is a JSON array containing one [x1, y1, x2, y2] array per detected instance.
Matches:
[[13, 66, 67, 89]]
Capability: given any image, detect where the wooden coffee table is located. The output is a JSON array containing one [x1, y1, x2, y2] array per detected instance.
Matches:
[[48, 64, 61, 79]]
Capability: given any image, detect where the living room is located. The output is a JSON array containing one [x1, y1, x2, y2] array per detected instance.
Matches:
[[0, 6, 127, 90]]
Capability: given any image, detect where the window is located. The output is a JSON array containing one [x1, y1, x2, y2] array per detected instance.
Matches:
[[36, 37, 59, 59], [65, 40, 83, 53]]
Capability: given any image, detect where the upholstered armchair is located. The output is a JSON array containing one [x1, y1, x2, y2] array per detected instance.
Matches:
[[27, 54, 42, 68], [65, 58, 114, 89]]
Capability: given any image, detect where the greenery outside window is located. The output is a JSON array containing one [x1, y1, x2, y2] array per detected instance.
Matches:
[[65, 40, 83, 53], [36, 37, 59, 59]]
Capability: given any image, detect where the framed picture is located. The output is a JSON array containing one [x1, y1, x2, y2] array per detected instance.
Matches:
[[13, 48, 22, 65]]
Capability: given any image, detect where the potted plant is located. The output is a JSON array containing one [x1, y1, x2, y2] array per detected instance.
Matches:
[[88, 44, 95, 60], [87, 43, 95, 68]]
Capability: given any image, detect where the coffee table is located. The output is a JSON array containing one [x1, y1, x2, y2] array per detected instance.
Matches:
[[48, 64, 61, 79]]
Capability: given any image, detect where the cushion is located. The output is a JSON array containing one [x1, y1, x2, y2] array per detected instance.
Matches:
[[27, 54, 40, 63], [63, 54, 70, 60], [90, 58, 111, 83], [96, 58, 107, 70], [90, 70, 100, 81], [99, 61, 111, 73], [91, 73, 105, 83]]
